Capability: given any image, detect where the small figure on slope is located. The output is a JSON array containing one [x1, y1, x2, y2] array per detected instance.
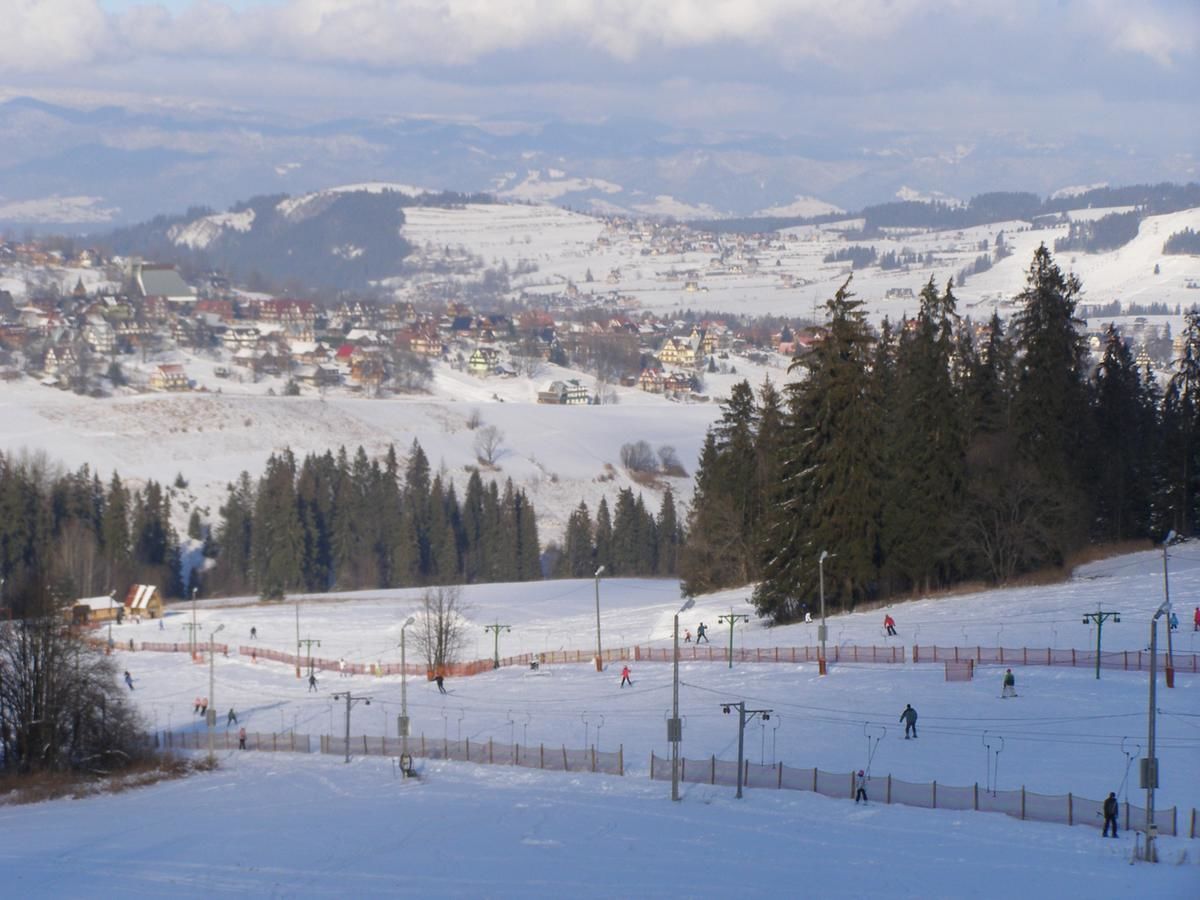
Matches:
[[250, 626, 257, 640], [854, 770, 868, 804], [900, 703, 918, 739], [684, 628, 692, 643], [696, 622, 709, 643], [123, 670, 134, 690], [884, 614, 897, 637], [1168, 611, 1178, 632], [1001, 668, 1017, 698], [238, 727, 247, 750], [620, 665, 633, 687], [1102, 792, 1119, 838], [1193, 606, 1200, 631], [227, 708, 238, 726], [308, 672, 318, 692], [435, 674, 447, 694]]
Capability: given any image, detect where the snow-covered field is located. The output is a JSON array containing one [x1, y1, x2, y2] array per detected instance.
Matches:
[[3, 549, 1196, 897]]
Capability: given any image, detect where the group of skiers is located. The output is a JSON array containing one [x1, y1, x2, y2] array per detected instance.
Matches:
[[682, 622, 709, 643]]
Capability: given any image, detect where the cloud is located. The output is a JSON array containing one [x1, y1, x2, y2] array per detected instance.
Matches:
[[6, 0, 111, 71]]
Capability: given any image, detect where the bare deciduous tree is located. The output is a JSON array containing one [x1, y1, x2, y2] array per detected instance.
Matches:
[[412, 586, 469, 675], [474, 425, 505, 467]]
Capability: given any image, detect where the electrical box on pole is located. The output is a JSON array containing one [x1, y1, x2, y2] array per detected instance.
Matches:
[[1139, 757, 1159, 789], [667, 718, 682, 742], [817, 625, 827, 643], [398, 715, 410, 738]]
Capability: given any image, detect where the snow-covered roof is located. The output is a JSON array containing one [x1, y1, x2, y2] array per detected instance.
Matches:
[[74, 594, 120, 611]]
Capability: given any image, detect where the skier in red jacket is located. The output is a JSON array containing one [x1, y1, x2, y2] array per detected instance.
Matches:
[[620, 665, 633, 687]]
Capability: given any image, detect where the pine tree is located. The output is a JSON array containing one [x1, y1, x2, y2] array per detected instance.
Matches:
[[252, 450, 304, 598], [1163, 312, 1200, 534], [656, 488, 680, 576], [594, 498, 613, 574], [559, 501, 595, 577], [755, 278, 883, 619]]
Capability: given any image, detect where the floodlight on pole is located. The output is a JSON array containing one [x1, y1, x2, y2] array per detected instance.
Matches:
[[400, 616, 415, 755], [818, 551, 833, 676], [671, 597, 695, 802], [206, 623, 224, 763], [593, 565, 606, 672], [1142, 530, 1176, 863]]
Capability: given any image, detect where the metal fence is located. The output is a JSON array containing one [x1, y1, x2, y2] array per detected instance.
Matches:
[[913, 646, 1200, 673], [648, 753, 1197, 838], [158, 730, 622, 775]]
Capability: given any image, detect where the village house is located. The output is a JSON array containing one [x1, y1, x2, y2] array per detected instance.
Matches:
[[150, 363, 189, 391], [536, 379, 591, 405], [468, 347, 501, 376], [135, 264, 195, 312], [69, 593, 122, 625], [657, 336, 698, 368], [124, 584, 165, 619], [638, 368, 666, 393]]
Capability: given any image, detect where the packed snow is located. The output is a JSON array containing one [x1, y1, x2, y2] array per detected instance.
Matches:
[[3, 549, 1196, 896]]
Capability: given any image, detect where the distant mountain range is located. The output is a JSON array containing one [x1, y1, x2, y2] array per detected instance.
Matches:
[[1, 94, 1194, 229]]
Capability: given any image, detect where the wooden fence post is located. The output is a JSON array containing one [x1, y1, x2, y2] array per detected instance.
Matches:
[[973, 783, 978, 810], [562, 746, 568, 771], [886, 774, 891, 804], [619, 744, 623, 776], [932, 781, 937, 809], [1021, 786, 1026, 820], [812, 768, 818, 792], [540, 743, 544, 769], [778, 761, 783, 789], [711, 755, 716, 785], [1068, 793, 1073, 826]]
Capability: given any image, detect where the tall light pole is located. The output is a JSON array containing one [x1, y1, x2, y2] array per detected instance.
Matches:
[[191, 586, 198, 660], [1143, 593, 1171, 863], [1161, 536, 1175, 688], [593, 565, 605, 672], [671, 598, 695, 801], [400, 616, 415, 756], [107, 589, 116, 653], [206, 623, 224, 763], [294, 594, 302, 679], [818, 551, 833, 676]]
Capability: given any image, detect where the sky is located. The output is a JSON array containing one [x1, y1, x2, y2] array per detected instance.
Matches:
[[4, 0, 1197, 145]]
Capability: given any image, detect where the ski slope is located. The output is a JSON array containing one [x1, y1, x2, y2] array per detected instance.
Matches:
[[1, 548, 1197, 897]]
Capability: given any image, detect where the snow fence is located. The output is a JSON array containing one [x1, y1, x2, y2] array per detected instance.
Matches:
[[649, 753, 1195, 838], [158, 730, 623, 775]]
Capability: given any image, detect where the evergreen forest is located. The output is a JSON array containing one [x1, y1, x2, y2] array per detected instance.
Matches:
[[680, 245, 1187, 622]]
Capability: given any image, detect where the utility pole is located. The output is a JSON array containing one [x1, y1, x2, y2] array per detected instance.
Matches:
[[1161, 538, 1175, 688], [1082, 607, 1121, 680], [593, 565, 606, 672], [182, 621, 200, 660], [484, 623, 512, 670], [671, 598, 695, 801], [717, 608, 748, 670], [191, 586, 198, 660], [107, 589, 116, 654], [819, 551, 834, 676], [1143, 593, 1172, 863], [298, 637, 321, 678], [294, 594, 301, 678], [400, 616, 415, 757], [721, 701, 772, 799], [206, 623, 224, 763], [331, 691, 371, 764]]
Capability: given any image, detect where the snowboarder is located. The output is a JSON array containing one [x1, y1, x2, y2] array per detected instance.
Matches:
[[696, 622, 709, 643], [854, 770, 868, 804], [620, 665, 633, 687], [1001, 668, 1017, 698], [804, 610, 813, 624], [227, 708, 238, 726], [900, 704, 918, 739], [194, 696, 203, 715], [684, 628, 692, 643], [884, 614, 897, 637], [435, 674, 446, 694], [1102, 792, 1119, 837], [308, 672, 318, 692], [238, 727, 247, 750], [1169, 611, 1178, 632], [123, 670, 134, 690], [250, 626, 257, 640]]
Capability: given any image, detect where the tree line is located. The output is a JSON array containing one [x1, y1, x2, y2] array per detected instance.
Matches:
[[680, 245, 1176, 622], [0, 453, 181, 616]]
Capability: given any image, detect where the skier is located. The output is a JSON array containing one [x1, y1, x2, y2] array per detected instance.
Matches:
[[620, 665, 633, 687], [1169, 611, 1178, 632], [854, 770, 868, 804], [227, 708, 238, 726], [1194, 606, 1200, 631], [194, 696, 203, 715], [899, 703, 918, 739], [1001, 668, 1017, 698], [696, 622, 709, 643], [1102, 792, 1119, 837], [884, 614, 897, 637], [308, 672, 318, 692], [804, 610, 813, 624], [250, 626, 257, 640], [435, 674, 447, 694], [339, 657, 347, 677], [200, 697, 208, 717], [238, 726, 247, 750], [159, 618, 165, 631], [684, 628, 692, 643], [123, 670, 134, 690]]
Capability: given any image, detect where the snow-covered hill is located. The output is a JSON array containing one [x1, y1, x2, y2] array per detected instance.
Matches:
[[1, 549, 1196, 896]]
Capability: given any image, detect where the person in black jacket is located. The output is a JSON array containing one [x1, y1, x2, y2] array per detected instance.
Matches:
[[900, 704, 918, 739], [1102, 792, 1119, 837]]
